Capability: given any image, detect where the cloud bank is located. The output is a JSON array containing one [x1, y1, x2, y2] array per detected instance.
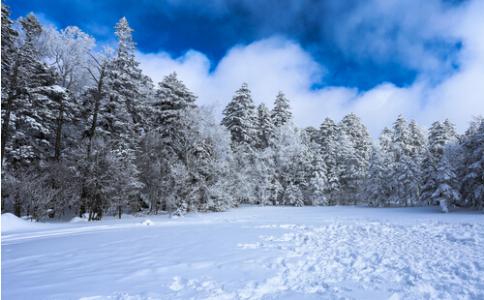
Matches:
[[136, 0, 483, 136]]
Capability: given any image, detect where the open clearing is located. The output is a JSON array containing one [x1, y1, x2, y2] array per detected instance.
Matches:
[[2, 206, 484, 300]]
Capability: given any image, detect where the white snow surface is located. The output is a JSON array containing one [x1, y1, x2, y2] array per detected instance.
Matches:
[[2, 206, 484, 300], [1, 213, 42, 232]]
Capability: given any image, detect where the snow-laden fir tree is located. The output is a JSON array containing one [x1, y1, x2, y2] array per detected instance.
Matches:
[[459, 117, 484, 209], [420, 120, 456, 204], [364, 146, 388, 206], [253, 148, 276, 205], [306, 148, 328, 205], [284, 182, 304, 207], [255, 103, 274, 149], [271, 91, 292, 127], [105, 17, 152, 143], [390, 115, 420, 206], [1, 4, 18, 92], [272, 124, 311, 205], [334, 129, 358, 204], [221, 83, 257, 148], [1, 14, 71, 167], [431, 152, 461, 213], [339, 113, 372, 203], [318, 118, 340, 203], [144, 73, 197, 212]]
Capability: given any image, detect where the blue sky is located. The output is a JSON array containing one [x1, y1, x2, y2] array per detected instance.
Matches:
[[6, 0, 484, 134], [6, 0, 463, 90]]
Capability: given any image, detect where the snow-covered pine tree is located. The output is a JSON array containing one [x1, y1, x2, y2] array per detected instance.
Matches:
[[221, 83, 259, 204], [146, 73, 197, 212], [408, 120, 426, 198], [307, 148, 328, 205], [1, 4, 18, 92], [109, 145, 144, 218], [105, 17, 152, 144], [379, 127, 393, 154], [1, 4, 20, 162], [364, 146, 388, 206], [271, 91, 292, 127], [460, 117, 484, 209], [221, 83, 257, 148], [284, 182, 304, 207], [431, 153, 461, 213], [318, 118, 339, 203], [334, 129, 358, 204], [420, 120, 455, 204], [253, 148, 276, 205], [339, 113, 372, 203], [255, 103, 274, 149], [408, 120, 427, 160], [1, 13, 48, 164], [2, 15, 73, 167], [271, 123, 310, 205], [443, 119, 458, 142], [390, 115, 420, 206]]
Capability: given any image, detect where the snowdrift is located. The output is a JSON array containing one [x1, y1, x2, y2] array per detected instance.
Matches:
[[1, 213, 39, 233]]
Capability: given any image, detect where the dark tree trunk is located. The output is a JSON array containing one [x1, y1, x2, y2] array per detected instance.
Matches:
[[54, 94, 65, 161], [80, 64, 105, 218], [14, 200, 21, 217]]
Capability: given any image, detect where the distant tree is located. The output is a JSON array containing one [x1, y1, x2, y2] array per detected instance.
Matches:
[[271, 91, 292, 127], [339, 113, 372, 203], [318, 118, 339, 203], [306, 149, 328, 205], [255, 103, 274, 149], [364, 146, 384, 206], [459, 117, 484, 209], [431, 153, 461, 213], [221, 83, 257, 148], [284, 182, 304, 207], [420, 121, 456, 204]]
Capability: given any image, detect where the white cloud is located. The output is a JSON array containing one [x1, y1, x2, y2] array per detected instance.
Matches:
[[137, 0, 484, 137]]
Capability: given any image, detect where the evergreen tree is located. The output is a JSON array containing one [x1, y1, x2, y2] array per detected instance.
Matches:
[[364, 146, 389, 206], [318, 118, 339, 203], [271, 91, 292, 127], [420, 121, 455, 204], [390, 115, 419, 206], [1, 4, 18, 91], [307, 150, 328, 205], [460, 118, 484, 209], [431, 154, 461, 213], [284, 182, 304, 207], [339, 113, 372, 203], [255, 103, 274, 149], [221, 83, 257, 148], [145, 73, 197, 212], [105, 17, 152, 143], [334, 130, 358, 204]]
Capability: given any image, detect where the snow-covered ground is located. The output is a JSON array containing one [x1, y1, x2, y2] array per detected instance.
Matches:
[[2, 206, 484, 300]]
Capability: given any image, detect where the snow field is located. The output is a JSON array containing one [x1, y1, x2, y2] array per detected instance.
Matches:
[[2, 206, 484, 299]]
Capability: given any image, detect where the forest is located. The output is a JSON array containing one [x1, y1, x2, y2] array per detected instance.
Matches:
[[1, 5, 483, 221]]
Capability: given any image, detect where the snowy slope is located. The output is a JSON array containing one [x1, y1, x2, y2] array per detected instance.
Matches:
[[2, 206, 484, 300]]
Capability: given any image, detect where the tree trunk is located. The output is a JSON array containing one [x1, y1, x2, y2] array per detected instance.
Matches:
[[87, 78, 103, 159], [14, 200, 21, 217], [80, 66, 104, 217], [54, 94, 65, 161]]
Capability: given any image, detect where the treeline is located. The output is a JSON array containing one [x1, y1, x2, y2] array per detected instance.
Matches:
[[1, 7, 482, 220]]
